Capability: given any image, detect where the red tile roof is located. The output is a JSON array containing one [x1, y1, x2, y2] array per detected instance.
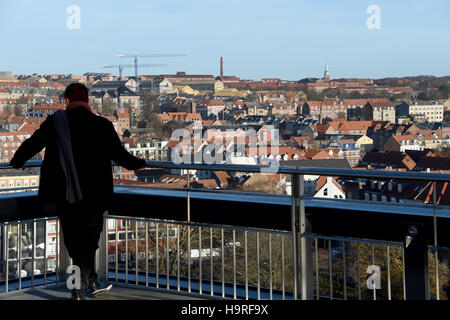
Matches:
[[200, 100, 225, 106], [316, 176, 344, 194], [366, 99, 394, 108], [157, 112, 202, 122]]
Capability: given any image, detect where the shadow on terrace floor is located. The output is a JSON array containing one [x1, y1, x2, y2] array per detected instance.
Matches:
[[0, 283, 208, 300]]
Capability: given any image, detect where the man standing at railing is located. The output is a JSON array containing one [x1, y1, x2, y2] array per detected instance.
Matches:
[[10, 83, 147, 300]]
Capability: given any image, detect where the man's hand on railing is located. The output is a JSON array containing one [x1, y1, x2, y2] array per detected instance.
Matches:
[[9, 159, 25, 170], [139, 158, 147, 169]]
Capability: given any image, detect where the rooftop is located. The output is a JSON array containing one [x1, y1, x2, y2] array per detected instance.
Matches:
[[0, 283, 207, 300]]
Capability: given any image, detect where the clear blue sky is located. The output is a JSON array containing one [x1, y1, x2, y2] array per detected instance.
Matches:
[[0, 0, 449, 80]]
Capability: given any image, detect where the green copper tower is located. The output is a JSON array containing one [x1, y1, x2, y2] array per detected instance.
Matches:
[[324, 63, 330, 81]]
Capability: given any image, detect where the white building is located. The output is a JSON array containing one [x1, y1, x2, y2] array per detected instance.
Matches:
[[157, 79, 173, 94], [314, 176, 346, 199], [124, 140, 168, 161], [409, 101, 444, 123]]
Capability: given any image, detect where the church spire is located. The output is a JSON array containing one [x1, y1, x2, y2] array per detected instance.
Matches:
[[324, 63, 330, 81]]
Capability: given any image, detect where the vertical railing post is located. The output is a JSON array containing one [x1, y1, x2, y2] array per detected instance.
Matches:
[[18, 223, 22, 291], [1, 225, 7, 277], [5, 224, 9, 293], [291, 174, 300, 300], [432, 182, 440, 300], [299, 174, 314, 300], [32, 220, 36, 288], [291, 173, 314, 300], [403, 223, 429, 300], [186, 170, 191, 293]]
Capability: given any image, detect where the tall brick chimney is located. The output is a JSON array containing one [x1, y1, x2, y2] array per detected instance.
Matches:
[[220, 57, 223, 77]]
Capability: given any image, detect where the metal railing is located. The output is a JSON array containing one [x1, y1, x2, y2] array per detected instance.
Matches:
[[0, 217, 61, 293], [101, 216, 422, 300], [0, 160, 449, 300], [102, 215, 294, 300]]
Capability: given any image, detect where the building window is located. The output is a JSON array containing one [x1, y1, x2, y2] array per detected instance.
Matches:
[[47, 222, 57, 233], [47, 259, 56, 269], [108, 219, 116, 229], [120, 253, 131, 261], [137, 221, 146, 228], [120, 220, 131, 229], [138, 230, 146, 240], [108, 233, 116, 242], [138, 252, 146, 259]]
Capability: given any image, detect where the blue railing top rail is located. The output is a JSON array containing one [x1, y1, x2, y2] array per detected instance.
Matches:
[[2, 159, 450, 182]]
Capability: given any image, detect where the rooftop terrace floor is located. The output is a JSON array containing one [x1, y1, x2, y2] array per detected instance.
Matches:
[[0, 283, 208, 300]]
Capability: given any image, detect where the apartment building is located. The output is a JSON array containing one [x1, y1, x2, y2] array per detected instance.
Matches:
[[156, 112, 203, 124], [271, 103, 297, 116], [0, 169, 39, 205], [0, 131, 31, 163], [383, 135, 422, 152], [26, 103, 65, 118], [114, 107, 130, 137], [406, 124, 445, 150], [245, 103, 270, 116], [368, 100, 396, 123], [172, 80, 224, 93], [409, 101, 443, 123], [124, 140, 169, 161], [304, 99, 346, 120], [314, 176, 346, 199], [119, 88, 141, 121]]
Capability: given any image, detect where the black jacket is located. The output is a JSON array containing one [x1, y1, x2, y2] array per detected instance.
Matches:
[[10, 106, 146, 208]]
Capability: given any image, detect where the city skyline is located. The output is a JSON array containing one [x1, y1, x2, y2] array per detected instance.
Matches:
[[0, 1, 449, 80]]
